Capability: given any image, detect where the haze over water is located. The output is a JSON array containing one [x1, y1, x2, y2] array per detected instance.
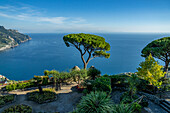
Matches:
[[0, 33, 168, 80]]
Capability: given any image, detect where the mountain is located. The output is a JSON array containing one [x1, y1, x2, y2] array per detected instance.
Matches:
[[0, 26, 31, 51]]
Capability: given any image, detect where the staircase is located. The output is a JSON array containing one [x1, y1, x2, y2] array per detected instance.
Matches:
[[160, 100, 170, 113]]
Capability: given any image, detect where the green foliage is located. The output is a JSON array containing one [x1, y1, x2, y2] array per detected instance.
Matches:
[[42, 76, 49, 85], [63, 33, 110, 51], [137, 54, 165, 87], [70, 69, 87, 83], [141, 37, 170, 72], [110, 74, 129, 88], [120, 92, 135, 103], [127, 74, 140, 96], [161, 77, 170, 91], [87, 68, 101, 80], [120, 92, 148, 108], [132, 102, 142, 113], [63, 33, 110, 68], [103, 74, 110, 77], [60, 71, 71, 81], [113, 103, 133, 113], [44, 70, 50, 76], [27, 91, 57, 104], [74, 91, 114, 113], [92, 76, 112, 94], [2, 104, 32, 113], [0, 95, 15, 107], [5, 81, 35, 91], [93, 50, 110, 58]]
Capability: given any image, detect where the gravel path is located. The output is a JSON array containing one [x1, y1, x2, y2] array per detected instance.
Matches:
[[0, 83, 83, 113]]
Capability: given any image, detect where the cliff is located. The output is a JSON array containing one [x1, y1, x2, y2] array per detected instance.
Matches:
[[0, 26, 31, 51]]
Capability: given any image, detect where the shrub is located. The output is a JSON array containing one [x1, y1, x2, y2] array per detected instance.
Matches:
[[92, 76, 112, 94], [113, 103, 133, 113], [132, 102, 142, 112], [140, 97, 149, 107], [137, 79, 149, 91], [0, 100, 5, 106], [5, 81, 35, 91], [70, 69, 87, 84], [110, 74, 129, 88], [0, 94, 15, 107], [137, 54, 165, 88], [161, 77, 170, 91], [74, 91, 114, 113], [27, 91, 57, 104], [120, 92, 148, 108], [42, 76, 49, 85], [2, 104, 32, 113], [87, 68, 101, 80]]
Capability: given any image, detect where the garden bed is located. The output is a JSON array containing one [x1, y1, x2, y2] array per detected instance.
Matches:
[[0, 94, 16, 108], [2, 104, 32, 113], [27, 91, 57, 104]]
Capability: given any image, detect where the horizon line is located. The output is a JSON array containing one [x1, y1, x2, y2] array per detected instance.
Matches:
[[24, 32, 170, 34]]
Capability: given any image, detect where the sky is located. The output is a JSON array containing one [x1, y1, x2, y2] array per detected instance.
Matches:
[[0, 0, 170, 33]]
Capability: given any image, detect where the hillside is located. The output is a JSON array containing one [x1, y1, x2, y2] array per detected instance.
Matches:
[[0, 26, 31, 51]]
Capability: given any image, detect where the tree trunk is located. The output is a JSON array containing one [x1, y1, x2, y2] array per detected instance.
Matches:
[[53, 80, 56, 90], [38, 85, 43, 93], [164, 61, 169, 78], [84, 63, 87, 69], [78, 76, 80, 84], [56, 82, 59, 91], [59, 82, 62, 90]]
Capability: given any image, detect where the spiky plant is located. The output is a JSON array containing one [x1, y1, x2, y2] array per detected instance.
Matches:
[[75, 91, 114, 113], [113, 103, 133, 113]]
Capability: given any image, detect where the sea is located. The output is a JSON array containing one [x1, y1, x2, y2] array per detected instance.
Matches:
[[0, 33, 169, 81]]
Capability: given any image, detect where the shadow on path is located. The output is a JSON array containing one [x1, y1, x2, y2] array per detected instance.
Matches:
[[0, 83, 83, 113]]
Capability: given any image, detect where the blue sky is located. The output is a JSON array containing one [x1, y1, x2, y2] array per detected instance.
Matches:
[[0, 0, 170, 33]]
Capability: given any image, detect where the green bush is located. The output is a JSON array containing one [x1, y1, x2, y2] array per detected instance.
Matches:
[[110, 74, 129, 88], [42, 77, 49, 85], [0, 95, 15, 107], [27, 91, 57, 104], [92, 76, 112, 94], [120, 91, 148, 108], [74, 91, 114, 113], [113, 103, 133, 113], [2, 104, 32, 113], [132, 102, 142, 112], [161, 77, 170, 91], [0, 100, 5, 106], [5, 81, 36, 91], [87, 68, 101, 80]]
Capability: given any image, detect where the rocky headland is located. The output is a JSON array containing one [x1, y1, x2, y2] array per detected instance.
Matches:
[[0, 26, 31, 51]]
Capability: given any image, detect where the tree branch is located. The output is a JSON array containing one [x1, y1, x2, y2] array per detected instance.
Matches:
[[86, 49, 93, 64], [89, 56, 98, 61]]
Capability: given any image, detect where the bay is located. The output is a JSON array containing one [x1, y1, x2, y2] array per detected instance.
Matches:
[[0, 33, 169, 80]]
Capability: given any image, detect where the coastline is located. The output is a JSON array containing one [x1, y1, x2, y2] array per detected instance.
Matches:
[[0, 38, 31, 51]]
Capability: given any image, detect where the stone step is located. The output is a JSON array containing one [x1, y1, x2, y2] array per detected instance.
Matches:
[[160, 103, 170, 113], [162, 100, 170, 105], [160, 101, 170, 109]]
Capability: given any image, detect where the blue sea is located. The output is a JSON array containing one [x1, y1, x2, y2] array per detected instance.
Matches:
[[0, 33, 169, 80]]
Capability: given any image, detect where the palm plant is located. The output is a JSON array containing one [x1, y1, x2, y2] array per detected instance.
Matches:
[[75, 91, 114, 113]]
